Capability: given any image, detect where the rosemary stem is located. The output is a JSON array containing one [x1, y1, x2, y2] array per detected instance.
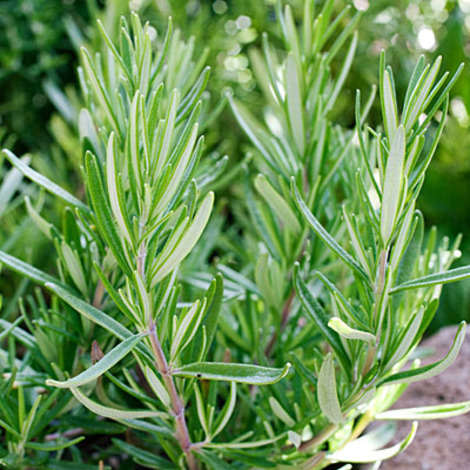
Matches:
[[148, 322, 198, 470]]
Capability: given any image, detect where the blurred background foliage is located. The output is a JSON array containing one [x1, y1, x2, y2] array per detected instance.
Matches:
[[1, 0, 470, 331]]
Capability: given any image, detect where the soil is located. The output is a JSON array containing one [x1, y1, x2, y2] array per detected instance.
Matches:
[[378, 325, 470, 470]]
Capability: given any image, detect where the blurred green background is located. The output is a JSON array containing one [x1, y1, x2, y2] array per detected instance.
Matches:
[[0, 0, 469, 333]]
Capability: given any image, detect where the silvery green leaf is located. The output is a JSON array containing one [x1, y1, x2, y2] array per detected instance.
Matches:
[[156, 89, 179, 177], [285, 52, 305, 155], [342, 206, 370, 276], [25, 196, 53, 239], [325, 10, 361, 64], [315, 271, 367, 328], [129, 91, 142, 192], [255, 254, 284, 308], [254, 174, 301, 234], [404, 56, 442, 131], [144, 366, 170, 408], [96, 20, 132, 83], [328, 317, 375, 345], [85, 151, 131, 276], [203, 435, 284, 449], [45, 282, 145, 349], [46, 333, 145, 388], [325, 32, 357, 113], [152, 192, 213, 285], [212, 381, 236, 439], [217, 264, 260, 295], [106, 132, 132, 245], [293, 182, 368, 280], [284, 5, 302, 73], [380, 125, 405, 243], [288, 430, 302, 449], [294, 264, 351, 373], [391, 265, 470, 293], [0, 250, 67, 289], [112, 439, 177, 469], [0, 158, 25, 217], [61, 242, 87, 296], [248, 48, 277, 105], [43, 79, 76, 124], [384, 308, 423, 369], [302, 0, 313, 53], [170, 300, 202, 361], [25, 436, 85, 452], [379, 322, 466, 387], [191, 273, 223, 361], [155, 123, 199, 213], [2, 149, 89, 212], [0, 317, 29, 344], [227, 93, 277, 169], [415, 63, 463, 135], [328, 422, 417, 463], [173, 361, 290, 385], [382, 70, 398, 140], [376, 401, 470, 420], [70, 387, 167, 420], [194, 383, 210, 437], [177, 66, 210, 124], [138, 32, 151, 96], [80, 47, 120, 136], [79, 109, 100, 156], [318, 353, 343, 424], [389, 203, 415, 271], [268, 397, 295, 427]]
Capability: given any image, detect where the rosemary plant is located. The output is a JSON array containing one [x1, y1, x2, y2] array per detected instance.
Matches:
[[1, 1, 470, 469]]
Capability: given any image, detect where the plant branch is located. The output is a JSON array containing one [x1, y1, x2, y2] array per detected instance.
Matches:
[[148, 322, 198, 470]]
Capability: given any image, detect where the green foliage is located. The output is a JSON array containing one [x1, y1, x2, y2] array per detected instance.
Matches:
[[1, 1, 470, 469]]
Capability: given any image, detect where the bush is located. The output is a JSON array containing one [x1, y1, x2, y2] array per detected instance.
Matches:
[[1, 1, 470, 469]]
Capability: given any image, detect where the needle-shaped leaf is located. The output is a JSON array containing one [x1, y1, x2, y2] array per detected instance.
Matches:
[[391, 265, 470, 293], [70, 387, 167, 420], [152, 192, 213, 285], [106, 132, 132, 245], [328, 317, 375, 345], [285, 52, 305, 155], [46, 333, 146, 388], [45, 282, 141, 346], [0, 250, 68, 289], [170, 300, 202, 360], [327, 422, 417, 463], [2, 149, 89, 212], [85, 151, 131, 276], [292, 182, 368, 280], [269, 397, 295, 426], [80, 47, 121, 136], [255, 174, 301, 234], [212, 381, 236, 439], [380, 125, 405, 243], [294, 264, 351, 373], [379, 322, 466, 387], [25, 437, 85, 451], [173, 362, 290, 385], [144, 366, 170, 408], [25, 196, 53, 239], [112, 439, 177, 469], [376, 401, 470, 420], [318, 353, 343, 424], [384, 308, 423, 369], [381, 70, 398, 140]]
